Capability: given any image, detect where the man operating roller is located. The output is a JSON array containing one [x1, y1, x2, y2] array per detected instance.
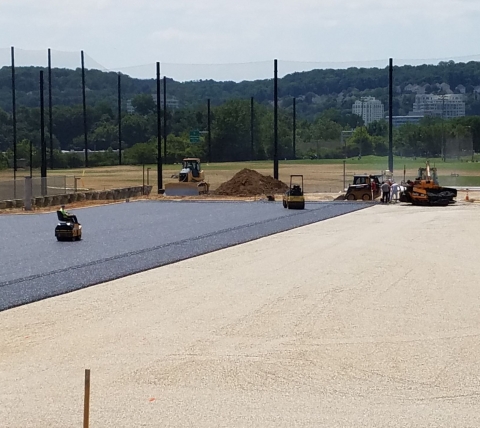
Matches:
[[59, 205, 78, 224]]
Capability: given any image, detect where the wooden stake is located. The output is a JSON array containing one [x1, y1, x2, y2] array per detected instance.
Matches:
[[83, 369, 91, 428]]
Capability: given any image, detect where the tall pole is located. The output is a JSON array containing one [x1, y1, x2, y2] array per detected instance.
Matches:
[[118, 73, 122, 165], [156, 62, 163, 192], [11, 47, 17, 183], [163, 76, 167, 160], [81, 51, 88, 167], [29, 139, 33, 178], [48, 48, 54, 169], [388, 58, 394, 172], [207, 98, 212, 163], [292, 97, 296, 160], [250, 96, 254, 161], [273, 59, 279, 179], [40, 70, 47, 195]]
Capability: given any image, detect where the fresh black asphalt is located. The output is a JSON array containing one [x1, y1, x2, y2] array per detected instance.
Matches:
[[0, 200, 369, 311]]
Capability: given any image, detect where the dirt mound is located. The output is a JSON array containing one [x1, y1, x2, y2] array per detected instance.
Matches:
[[214, 168, 288, 197]]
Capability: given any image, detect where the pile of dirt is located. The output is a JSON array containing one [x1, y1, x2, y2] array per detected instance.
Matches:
[[214, 168, 288, 197]]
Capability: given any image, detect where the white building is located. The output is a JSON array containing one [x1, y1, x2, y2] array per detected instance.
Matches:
[[412, 94, 465, 118], [352, 97, 385, 125]]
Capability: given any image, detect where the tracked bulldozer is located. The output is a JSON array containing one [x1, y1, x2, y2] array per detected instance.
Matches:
[[164, 158, 210, 196], [399, 161, 457, 206]]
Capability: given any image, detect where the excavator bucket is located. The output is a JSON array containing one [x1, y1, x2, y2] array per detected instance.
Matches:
[[164, 182, 209, 196]]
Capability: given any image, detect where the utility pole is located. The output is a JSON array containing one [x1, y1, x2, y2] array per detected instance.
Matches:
[[388, 58, 394, 172], [273, 59, 278, 179]]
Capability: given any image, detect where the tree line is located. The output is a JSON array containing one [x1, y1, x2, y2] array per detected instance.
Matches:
[[1, 60, 480, 120], [0, 96, 479, 171]]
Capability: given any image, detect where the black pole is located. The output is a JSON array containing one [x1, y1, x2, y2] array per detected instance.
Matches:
[[156, 62, 163, 192], [81, 51, 88, 167], [273, 59, 279, 179], [388, 58, 393, 172], [163, 76, 167, 160], [118, 73, 122, 165], [48, 48, 54, 169], [40, 71, 47, 196], [207, 98, 211, 163], [29, 139, 33, 178], [11, 47, 17, 182], [293, 97, 296, 160], [250, 96, 254, 161]]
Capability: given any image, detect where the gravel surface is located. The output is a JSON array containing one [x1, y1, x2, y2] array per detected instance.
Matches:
[[0, 200, 367, 311], [1, 203, 478, 427]]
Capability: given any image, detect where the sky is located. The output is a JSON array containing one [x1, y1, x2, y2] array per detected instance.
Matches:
[[0, 0, 479, 81]]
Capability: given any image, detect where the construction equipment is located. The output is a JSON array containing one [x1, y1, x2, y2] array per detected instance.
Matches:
[[164, 158, 210, 196], [283, 175, 305, 209], [399, 161, 457, 206], [55, 210, 82, 241], [344, 174, 382, 201]]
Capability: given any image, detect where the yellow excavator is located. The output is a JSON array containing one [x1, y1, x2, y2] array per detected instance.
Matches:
[[399, 161, 457, 206], [164, 158, 210, 196]]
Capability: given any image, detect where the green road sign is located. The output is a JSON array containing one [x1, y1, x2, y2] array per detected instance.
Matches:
[[189, 130, 200, 143]]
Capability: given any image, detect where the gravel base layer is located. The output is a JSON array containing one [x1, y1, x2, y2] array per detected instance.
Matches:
[[1, 203, 479, 427], [0, 200, 368, 311]]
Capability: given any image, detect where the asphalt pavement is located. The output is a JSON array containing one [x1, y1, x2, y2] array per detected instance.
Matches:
[[0, 200, 368, 311]]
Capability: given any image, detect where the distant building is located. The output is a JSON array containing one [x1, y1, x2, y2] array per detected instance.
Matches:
[[352, 96, 385, 125], [411, 94, 465, 118], [386, 115, 424, 127]]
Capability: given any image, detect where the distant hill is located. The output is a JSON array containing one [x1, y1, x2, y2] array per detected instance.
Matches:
[[1, 60, 480, 119]]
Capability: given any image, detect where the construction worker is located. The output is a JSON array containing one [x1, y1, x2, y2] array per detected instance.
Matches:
[[390, 182, 400, 202], [381, 182, 390, 203], [59, 205, 78, 224]]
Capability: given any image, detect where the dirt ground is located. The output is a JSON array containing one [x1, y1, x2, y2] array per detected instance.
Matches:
[[3, 162, 479, 194], [1, 204, 479, 427]]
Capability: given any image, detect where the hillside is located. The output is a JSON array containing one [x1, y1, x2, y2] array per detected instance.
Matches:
[[1, 60, 480, 119]]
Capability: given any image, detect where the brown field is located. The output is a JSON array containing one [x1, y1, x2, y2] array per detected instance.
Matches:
[[1, 160, 479, 212], [0, 161, 462, 194]]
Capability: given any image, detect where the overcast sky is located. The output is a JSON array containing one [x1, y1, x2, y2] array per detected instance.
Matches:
[[1, 0, 479, 81]]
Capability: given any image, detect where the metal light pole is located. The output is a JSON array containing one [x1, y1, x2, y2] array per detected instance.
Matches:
[[48, 48, 54, 169], [81, 51, 88, 167], [11, 47, 17, 193], [388, 58, 394, 172], [156, 62, 163, 192], [292, 97, 296, 160], [250, 96, 254, 161], [273, 59, 278, 179], [207, 99, 211, 163], [118, 73, 122, 165]]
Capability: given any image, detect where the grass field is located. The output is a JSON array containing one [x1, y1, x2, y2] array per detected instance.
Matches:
[[1, 156, 480, 193]]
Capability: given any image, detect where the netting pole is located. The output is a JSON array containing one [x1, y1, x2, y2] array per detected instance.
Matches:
[[81, 51, 88, 168], [29, 139, 33, 178], [207, 99, 211, 163], [48, 48, 54, 170], [273, 59, 279, 180], [163, 76, 167, 161], [293, 97, 296, 160], [250, 96, 254, 161], [118, 73, 122, 165], [11, 47, 17, 198], [40, 71, 47, 196], [388, 58, 393, 173], [156, 62, 163, 192]]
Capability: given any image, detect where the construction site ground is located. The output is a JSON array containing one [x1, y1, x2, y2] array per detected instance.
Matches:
[[1, 203, 479, 427], [2, 158, 480, 194]]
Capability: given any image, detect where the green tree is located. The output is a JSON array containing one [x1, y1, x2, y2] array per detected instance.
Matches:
[[131, 94, 156, 116]]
